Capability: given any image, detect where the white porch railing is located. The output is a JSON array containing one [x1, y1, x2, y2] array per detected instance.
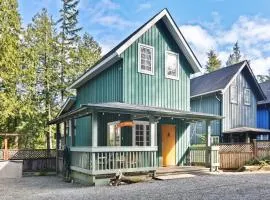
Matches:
[[70, 146, 158, 175]]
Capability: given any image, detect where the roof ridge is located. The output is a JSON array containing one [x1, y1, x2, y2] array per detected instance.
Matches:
[[191, 60, 246, 80]]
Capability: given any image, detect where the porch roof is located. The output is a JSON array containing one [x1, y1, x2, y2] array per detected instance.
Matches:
[[223, 127, 270, 134], [49, 102, 223, 125]]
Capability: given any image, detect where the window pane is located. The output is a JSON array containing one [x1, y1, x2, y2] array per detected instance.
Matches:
[[244, 88, 250, 105], [230, 85, 238, 103], [139, 45, 153, 73], [166, 52, 178, 78]]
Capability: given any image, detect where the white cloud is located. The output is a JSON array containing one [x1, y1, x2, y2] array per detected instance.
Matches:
[[180, 25, 216, 65], [136, 3, 152, 12], [180, 15, 270, 75], [85, 0, 136, 29], [92, 15, 133, 29]]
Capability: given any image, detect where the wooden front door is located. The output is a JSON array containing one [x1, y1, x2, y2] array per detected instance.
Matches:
[[161, 125, 176, 166]]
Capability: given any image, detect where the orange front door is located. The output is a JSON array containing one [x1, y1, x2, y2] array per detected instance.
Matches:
[[161, 125, 176, 166]]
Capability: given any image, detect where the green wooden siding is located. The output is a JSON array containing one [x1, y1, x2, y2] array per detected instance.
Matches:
[[190, 94, 221, 144], [157, 118, 190, 166], [76, 60, 123, 107], [75, 116, 92, 146], [121, 20, 192, 110]]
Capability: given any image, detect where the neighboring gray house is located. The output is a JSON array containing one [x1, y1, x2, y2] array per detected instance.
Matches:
[[190, 60, 266, 144]]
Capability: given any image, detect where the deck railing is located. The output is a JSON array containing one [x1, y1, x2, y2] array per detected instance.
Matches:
[[70, 146, 158, 175]]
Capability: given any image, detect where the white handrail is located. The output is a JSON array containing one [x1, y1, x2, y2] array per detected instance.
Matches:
[[70, 146, 158, 153]]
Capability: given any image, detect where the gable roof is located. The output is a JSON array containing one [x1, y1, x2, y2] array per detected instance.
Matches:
[[191, 60, 266, 101], [258, 81, 270, 105], [57, 97, 76, 117], [69, 8, 201, 89]]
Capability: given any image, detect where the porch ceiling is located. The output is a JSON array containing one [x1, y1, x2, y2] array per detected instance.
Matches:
[[48, 102, 223, 125], [223, 127, 270, 134]]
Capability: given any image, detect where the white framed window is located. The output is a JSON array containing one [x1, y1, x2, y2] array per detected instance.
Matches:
[[138, 43, 154, 75], [244, 88, 251, 105], [132, 121, 150, 146], [211, 136, 219, 145], [256, 134, 269, 141], [107, 121, 121, 146], [230, 85, 238, 104], [165, 51, 179, 80]]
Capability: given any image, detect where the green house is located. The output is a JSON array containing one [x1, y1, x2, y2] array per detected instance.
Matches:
[[50, 9, 221, 185]]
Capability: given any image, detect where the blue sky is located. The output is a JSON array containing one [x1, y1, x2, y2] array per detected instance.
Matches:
[[18, 0, 270, 75]]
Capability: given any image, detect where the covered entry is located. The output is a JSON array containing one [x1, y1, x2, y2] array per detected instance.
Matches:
[[49, 102, 222, 185]]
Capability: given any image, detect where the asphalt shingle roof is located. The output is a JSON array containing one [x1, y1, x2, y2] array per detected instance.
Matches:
[[191, 61, 245, 97], [258, 81, 270, 105]]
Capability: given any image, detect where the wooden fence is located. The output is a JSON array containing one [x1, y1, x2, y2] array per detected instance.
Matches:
[[189, 141, 270, 170], [0, 149, 56, 172]]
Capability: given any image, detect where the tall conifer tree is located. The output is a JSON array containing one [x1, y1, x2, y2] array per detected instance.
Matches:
[[226, 42, 242, 66], [0, 0, 22, 134], [205, 50, 221, 73], [58, 0, 82, 101]]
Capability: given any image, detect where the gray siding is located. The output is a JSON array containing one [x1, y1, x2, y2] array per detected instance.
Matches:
[[190, 94, 221, 144], [222, 71, 257, 131]]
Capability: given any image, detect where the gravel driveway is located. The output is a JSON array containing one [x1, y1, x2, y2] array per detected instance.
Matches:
[[1, 173, 270, 200]]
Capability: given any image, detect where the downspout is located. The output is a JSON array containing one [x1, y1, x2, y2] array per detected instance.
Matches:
[[215, 92, 223, 143]]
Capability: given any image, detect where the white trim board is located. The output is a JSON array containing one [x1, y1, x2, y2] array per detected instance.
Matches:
[[69, 9, 201, 89]]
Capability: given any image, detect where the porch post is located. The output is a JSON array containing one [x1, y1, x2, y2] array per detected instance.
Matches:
[[205, 120, 211, 167], [56, 123, 60, 174], [15, 136, 19, 149], [91, 111, 98, 174], [245, 132, 250, 143], [4, 137, 8, 160], [92, 111, 98, 147], [149, 116, 157, 147]]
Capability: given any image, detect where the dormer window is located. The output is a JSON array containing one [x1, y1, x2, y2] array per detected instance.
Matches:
[[165, 51, 179, 80], [244, 88, 251, 105], [138, 43, 154, 75]]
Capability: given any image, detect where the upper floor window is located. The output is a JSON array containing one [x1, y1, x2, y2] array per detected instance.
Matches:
[[230, 85, 238, 104], [244, 88, 251, 105], [165, 51, 179, 80], [138, 43, 154, 75]]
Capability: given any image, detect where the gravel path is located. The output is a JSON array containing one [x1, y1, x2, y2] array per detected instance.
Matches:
[[1, 173, 270, 200]]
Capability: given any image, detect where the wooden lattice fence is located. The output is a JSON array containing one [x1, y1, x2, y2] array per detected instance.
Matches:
[[189, 141, 270, 170], [0, 149, 57, 172]]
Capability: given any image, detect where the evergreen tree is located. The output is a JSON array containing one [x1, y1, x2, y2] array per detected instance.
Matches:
[[205, 49, 221, 73], [58, 0, 82, 101], [226, 42, 242, 66], [0, 0, 22, 134], [69, 33, 101, 81], [21, 9, 59, 149]]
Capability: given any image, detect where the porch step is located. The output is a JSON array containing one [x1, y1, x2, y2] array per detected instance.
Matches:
[[155, 166, 210, 179]]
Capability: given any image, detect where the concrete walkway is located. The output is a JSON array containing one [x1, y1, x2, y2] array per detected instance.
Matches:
[[156, 166, 211, 180]]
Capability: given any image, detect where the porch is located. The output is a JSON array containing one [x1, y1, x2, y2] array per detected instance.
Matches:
[[222, 127, 270, 143], [49, 102, 222, 185]]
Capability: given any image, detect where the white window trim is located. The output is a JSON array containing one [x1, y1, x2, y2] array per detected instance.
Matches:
[[138, 43, 155, 75], [165, 50, 180, 80], [230, 85, 238, 104], [107, 121, 121, 146], [244, 88, 251, 106], [132, 121, 150, 146]]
